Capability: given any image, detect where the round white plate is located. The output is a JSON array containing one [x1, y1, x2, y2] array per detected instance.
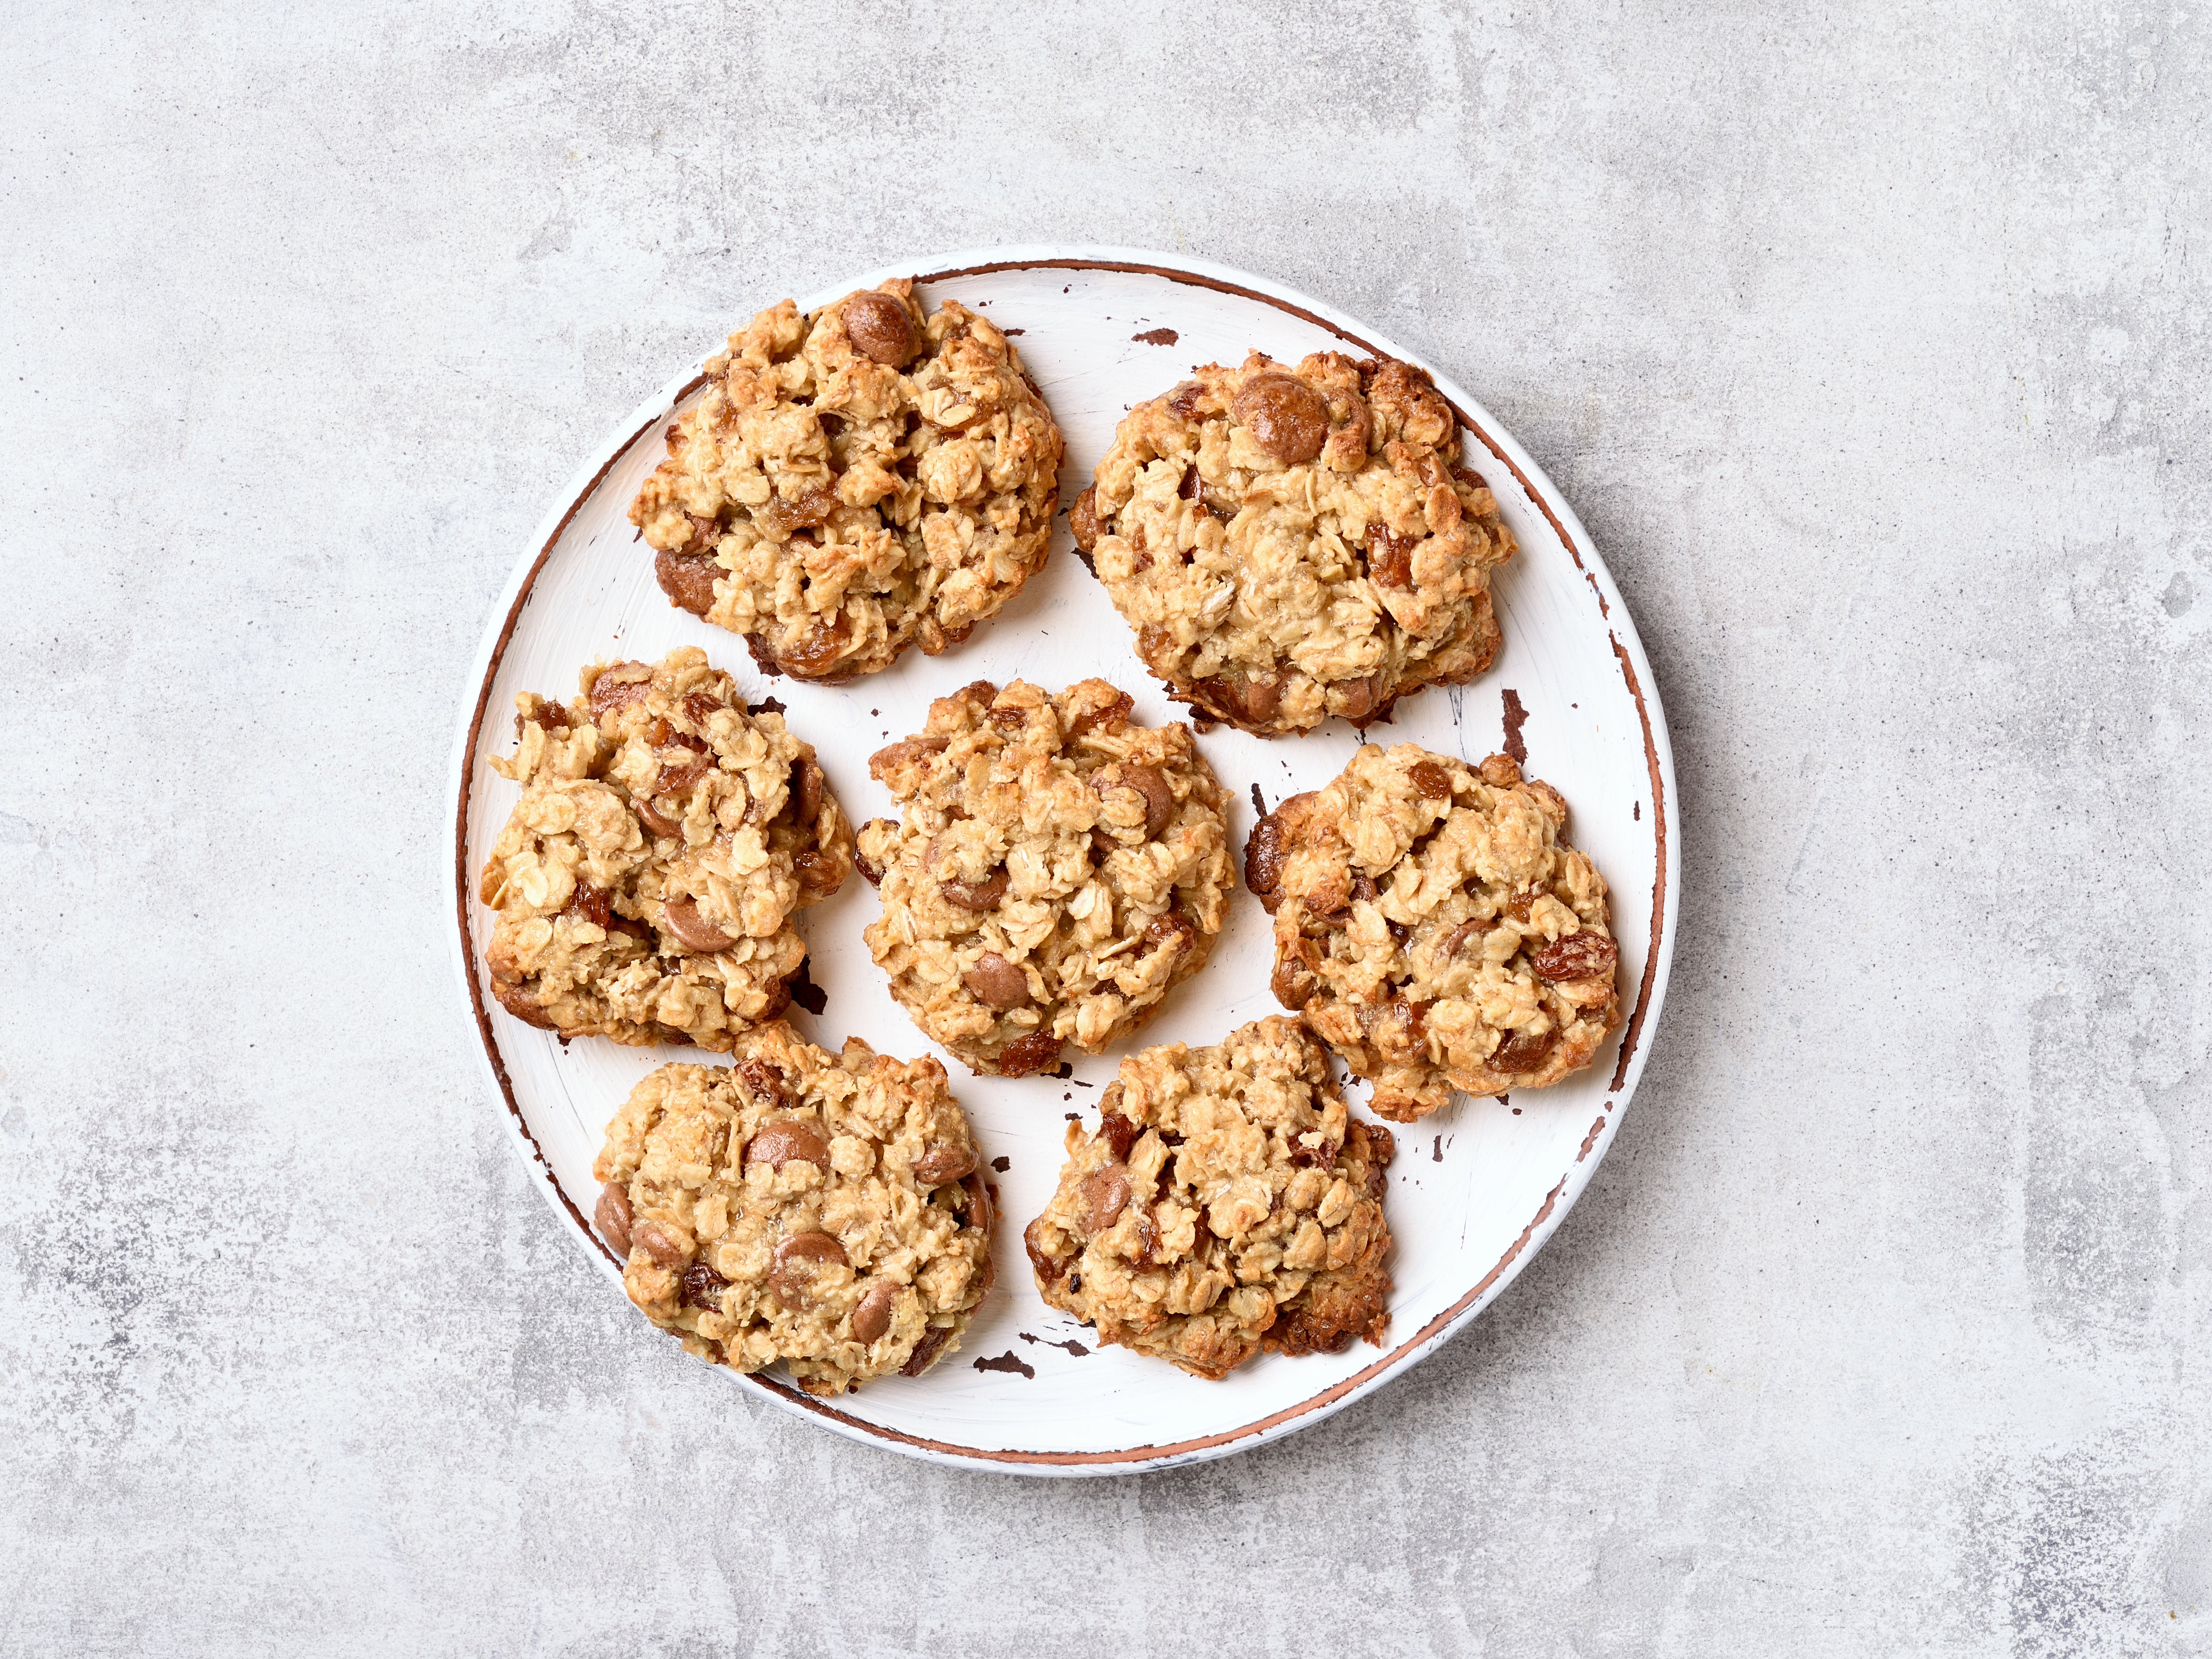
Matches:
[[447, 247, 1678, 1475]]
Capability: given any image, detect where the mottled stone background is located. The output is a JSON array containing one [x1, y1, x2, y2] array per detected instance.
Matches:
[[3, 1, 2206, 1653]]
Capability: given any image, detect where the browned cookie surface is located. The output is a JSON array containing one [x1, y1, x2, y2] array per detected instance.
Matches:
[[856, 678, 1234, 1077], [630, 280, 1063, 681], [1072, 351, 1515, 734], [592, 1023, 994, 1395], [477, 647, 851, 1048], [1249, 746, 1620, 1120], [1023, 1017, 1393, 1380]]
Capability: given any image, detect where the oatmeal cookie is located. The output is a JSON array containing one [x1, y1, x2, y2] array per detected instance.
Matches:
[[1023, 1017, 1394, 1380], [477, 647, 853, 1048], [591, 1022, 995, 1395], [856, 678, 1235, 1077], [629, 279, 1064, 682], [1069, 351, 1516, 734], [1247, 746, 1620, 1121]]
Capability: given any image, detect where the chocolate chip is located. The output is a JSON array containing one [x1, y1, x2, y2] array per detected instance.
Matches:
[[1092, 764, 1174, 841], [1231, 372, 1329, 464], [939, 866, 1009, 911], [912, 1145, 980, 1186], [594, 1184, 633, 1255], [1081, 1166, 1131, 1234], [631, 1221, 686, 1268], [1335, 674, 1386, 724], [852, 1279, 898, 1344], [745, 1118, 830, 1171], [842, 290, 917, 367], [660, 896, 736, 953], [961, 951, 1029, 1010], [768, 1230, 849, 1309]]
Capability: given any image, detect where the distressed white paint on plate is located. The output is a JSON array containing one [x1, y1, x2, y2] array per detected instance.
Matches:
[[446, 247, 1679, 1475]]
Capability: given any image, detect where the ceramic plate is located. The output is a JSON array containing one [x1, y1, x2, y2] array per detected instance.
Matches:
[[447, 247, 1677, 1475]]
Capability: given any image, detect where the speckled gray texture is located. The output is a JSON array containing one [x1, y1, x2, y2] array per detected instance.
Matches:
[[3, 1, 2207, 1653]]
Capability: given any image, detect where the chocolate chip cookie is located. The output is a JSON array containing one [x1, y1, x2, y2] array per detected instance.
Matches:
[[591, 1021, 995, 1395], [1023, 1017, 1394, 1380], [1247, 746, 1620, 1121], [856, 678, 1235, 1077], [1069, 351, 1517, 734], [477, 647, 852, 1047], [629, 279, 1065, 682]]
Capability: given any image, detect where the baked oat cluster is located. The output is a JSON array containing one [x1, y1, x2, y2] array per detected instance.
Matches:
[[478, 647, 853, 1047], [1070, 351, 1517, 735], [592, 1022, 995, 1395], [629, 280, 1064, 682], [856, 678, 1235, 1077], [1247, 746, 1620, 1121], [1023, 1017, 1394, 1380]]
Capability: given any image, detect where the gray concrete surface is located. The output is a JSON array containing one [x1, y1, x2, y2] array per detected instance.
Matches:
[[3, 1, 2207, 1653]]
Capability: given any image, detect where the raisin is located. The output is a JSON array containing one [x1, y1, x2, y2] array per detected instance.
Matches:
[[1069, 486, 1102, 554], [1099, 1103, 1142, 1162], [1067, 687, 1133, 738], [587, 664, 652, 717], [777, 613, 853, 679], [680, 1258, 730, 1312], [1531, 932, 1619, 982], [1368, 524, 1417, 588], [995, 1030, 1064, 1077], [1023, 1217, 1066, 1285], [1490, 1025, 1557, 1073], [902, 1322, 956, 1376]]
